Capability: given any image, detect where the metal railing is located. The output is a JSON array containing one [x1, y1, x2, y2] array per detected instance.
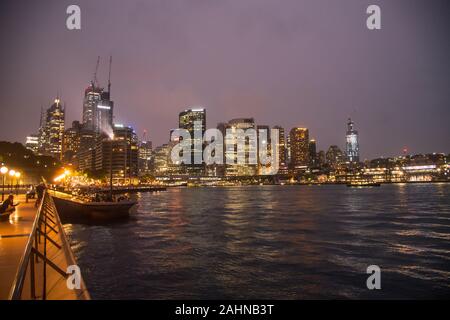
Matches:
[[8, 189, 89, 300]]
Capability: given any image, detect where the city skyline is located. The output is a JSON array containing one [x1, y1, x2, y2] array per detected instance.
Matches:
[[1, 0, 450, 159]]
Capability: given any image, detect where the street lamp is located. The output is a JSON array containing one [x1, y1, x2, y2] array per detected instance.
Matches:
[[9, 170, 15, 194], [1, 166, 8, 201], [15, 172, 21, 195]]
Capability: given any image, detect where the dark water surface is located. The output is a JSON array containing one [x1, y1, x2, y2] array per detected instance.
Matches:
[[65, 184, 450, 299]]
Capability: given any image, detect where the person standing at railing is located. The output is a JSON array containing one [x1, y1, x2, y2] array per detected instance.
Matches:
[[35, 183, 46, 208]]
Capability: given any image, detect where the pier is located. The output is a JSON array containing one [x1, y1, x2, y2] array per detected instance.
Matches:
[[0, 191, 89, 300]]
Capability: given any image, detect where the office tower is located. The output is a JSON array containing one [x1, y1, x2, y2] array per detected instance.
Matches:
[[82, 84, 102, 131], [309, 139, 317, 167], [96, 92, 114, 136], [152, 141, 179, 176], [317, 150, 326, 167], [112, 124, 139, 183], [138, 139, 153, 176], [178, 108, 206, 176], [38, 97, 65, 160], [222, 118, 258, 177], [257, 125, 271, 175], [25, 134, 39, 154], [82, 84, 113, 135], [289, 127, 309, 174], [286, 135, 291, 165], [63, 121, 83, 163], [326, 145, 344, 168], [87, 124, 138, 184], [345, 118, 360, 163], [82, 57, 114, 135], [153, 144, 171, 175], [274, 125, 287, 175]]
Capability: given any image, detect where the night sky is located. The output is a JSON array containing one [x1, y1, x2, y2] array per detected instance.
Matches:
[[0, 0, 449, 159]]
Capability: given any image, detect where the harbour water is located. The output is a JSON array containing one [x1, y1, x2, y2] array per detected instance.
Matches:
[[65, 184, 450, 299]]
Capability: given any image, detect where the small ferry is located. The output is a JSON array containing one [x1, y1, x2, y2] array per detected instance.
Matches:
[[346, 181, 381, 187]]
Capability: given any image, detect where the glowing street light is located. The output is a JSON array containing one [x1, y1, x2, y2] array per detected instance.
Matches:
[[1, 166, 8, 201], [14, 172, 21, 195], [8, 170, 15, 193]]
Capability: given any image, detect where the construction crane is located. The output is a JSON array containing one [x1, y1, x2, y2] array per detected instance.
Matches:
[[92, 56, 100, 88]]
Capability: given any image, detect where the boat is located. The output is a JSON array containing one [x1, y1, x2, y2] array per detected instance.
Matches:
[[346, 181, 381, 187], [51, 192, 137, 223]]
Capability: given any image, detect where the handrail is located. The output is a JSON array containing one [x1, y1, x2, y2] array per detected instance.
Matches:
[[8, 189, 90, 300], [8, 190, 46, 299]]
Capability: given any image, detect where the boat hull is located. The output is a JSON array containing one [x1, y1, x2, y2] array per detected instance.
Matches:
[[346, 182, 381, 187], [52, 195, 136, 223]]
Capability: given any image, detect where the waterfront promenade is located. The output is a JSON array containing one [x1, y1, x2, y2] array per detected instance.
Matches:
[[0, 194, 89, 300]]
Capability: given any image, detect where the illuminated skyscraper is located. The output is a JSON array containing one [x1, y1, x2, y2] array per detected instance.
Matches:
[[309, 139, 317, 167], [82, 57, 114, 135], [326, 145, 344, 168], [82, 84, 113, 135], [178, 108, 206, 175], [222, 118, 258, 177], [93, 124, 139, 184], [82, 84, 102, 131], [138, 140, 153, 176], [345, 118, 360, 163], [63, 121, 83, 163], [273, 126, 287, 175], [39, 97, 65, 160], [289, 127, 309, 173]]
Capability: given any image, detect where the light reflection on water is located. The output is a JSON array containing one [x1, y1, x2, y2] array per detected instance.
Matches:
[[65, 184, 450, 299]]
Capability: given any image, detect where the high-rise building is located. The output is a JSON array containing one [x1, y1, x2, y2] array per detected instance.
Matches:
[[309, 139, 317, 167], [326, 145, 344, 168], [345, 118, 360, 163], [221, 118, 258, 177], [25, 134, 39, 154], [286, 135, 291, 165], [317, 150, 326, 167], [138, 140, 153, 176], [289, 127, 309, 173], [82, 85, 102, 131], [274, 125, 288, 175], [257, 125, 271, 175], [178, 108, 206, 176], [82, 57, 114, 135], [63, 121, 83, 163], [152, 141, 179, 176], [38, 97, 65, 160], [82, 84, 113, 135], [90, 124, 139, 184]]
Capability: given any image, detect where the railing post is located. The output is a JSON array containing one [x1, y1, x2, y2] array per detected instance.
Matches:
[[34, 232, 39, 263], [43, 194, 48, 300], [30, 251, 36, 300]]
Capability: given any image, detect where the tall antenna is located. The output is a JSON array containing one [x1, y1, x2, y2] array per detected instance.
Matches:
[[108, 55, 112, 94]]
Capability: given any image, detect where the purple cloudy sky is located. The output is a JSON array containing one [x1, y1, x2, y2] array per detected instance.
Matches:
[[0, 0, 449, 159]]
